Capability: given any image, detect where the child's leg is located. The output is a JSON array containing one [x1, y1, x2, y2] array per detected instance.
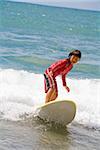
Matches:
[[45, 88, 57, 103], [44, 73, 58, 103], [48, 88, 57, 101]]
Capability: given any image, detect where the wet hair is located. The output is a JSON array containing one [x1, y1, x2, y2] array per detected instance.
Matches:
[[68, 50, 81, 59]]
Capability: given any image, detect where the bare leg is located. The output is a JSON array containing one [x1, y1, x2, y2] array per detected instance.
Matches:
[[49, 89, 57, 101], [45, 88, 53, 103], [45, 88, 57, 103]]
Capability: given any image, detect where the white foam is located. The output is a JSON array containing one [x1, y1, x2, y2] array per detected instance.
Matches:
[[0, 68, 100, 129], [0, 69, 44, 120]]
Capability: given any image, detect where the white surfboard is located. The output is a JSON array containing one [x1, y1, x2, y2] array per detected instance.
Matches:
[[35, 100, 76, 126]]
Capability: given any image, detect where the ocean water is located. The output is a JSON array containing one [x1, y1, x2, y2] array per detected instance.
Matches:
[[0, 0, 100, 150]]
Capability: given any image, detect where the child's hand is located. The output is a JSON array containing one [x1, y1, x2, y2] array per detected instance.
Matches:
[[64, 86, 70, 92]]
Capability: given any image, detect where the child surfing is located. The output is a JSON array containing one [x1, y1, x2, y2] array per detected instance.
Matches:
[[44, 50, 81, 103]]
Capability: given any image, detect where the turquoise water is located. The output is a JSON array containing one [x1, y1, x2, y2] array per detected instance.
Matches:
[[0, 0, 100, 78], [0, 1, 100, 150]]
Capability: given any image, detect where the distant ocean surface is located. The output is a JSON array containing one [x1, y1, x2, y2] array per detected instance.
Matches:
[[0, 0, 100, 150]]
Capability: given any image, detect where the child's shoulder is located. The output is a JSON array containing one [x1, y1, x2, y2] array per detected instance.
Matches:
[[59, 58, 69, 63], [55, 58, 69, 65], [55, 58, 67, 64]]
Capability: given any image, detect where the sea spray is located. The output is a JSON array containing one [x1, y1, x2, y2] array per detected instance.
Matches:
[[0, 69, 100, 130]]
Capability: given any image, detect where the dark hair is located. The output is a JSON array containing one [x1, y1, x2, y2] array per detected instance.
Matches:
[[68, 50, 81, 59]]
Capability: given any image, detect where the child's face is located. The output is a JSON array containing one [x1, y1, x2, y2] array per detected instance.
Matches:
[[70, 55, 80, 64]]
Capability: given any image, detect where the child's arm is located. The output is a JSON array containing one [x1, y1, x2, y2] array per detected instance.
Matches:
[[61, 75, 70, 92]]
